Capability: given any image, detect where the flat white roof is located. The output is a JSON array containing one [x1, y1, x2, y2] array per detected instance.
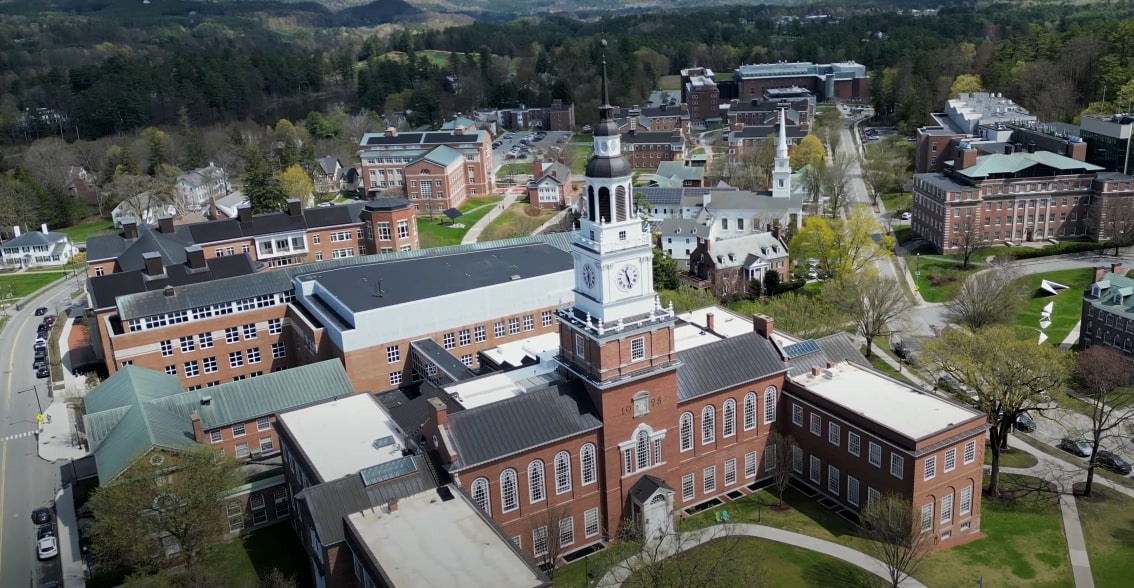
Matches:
[[677, 305, 755, 340], [348, 490, 545, 588], [793, 362, 980, 440], [278, 393, 405, 483], [673, 322, 725, 351], [479, 332, 561, 367], [445, 358, 562, 410]]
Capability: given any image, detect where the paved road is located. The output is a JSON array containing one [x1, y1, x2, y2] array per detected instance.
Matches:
[[0, 278, 78, 587]]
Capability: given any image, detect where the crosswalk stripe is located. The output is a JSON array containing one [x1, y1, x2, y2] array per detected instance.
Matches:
[[1, 431, 36, 442]]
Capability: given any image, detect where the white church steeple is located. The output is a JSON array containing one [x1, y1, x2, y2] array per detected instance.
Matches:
[[772, 108, 792, 199]]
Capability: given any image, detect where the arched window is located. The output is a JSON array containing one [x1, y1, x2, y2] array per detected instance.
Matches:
[[614, 185, 628, 221], [763, 386, 778, 424], [679, 412, 694, 452], [636, 429, 651, 470], [580, 443, 597, 485], [471, 477, 491, 515], [528, 460, 546, 503], [500, 469, 519, 513], [743, 392, 758, 431], [419, 169, 431, 175], [701, 405, 716, 445], [588, 187, 596, 222], [249, 492, 264, 511], [722, 399, 736, 438], [554, 452, 572, 494]]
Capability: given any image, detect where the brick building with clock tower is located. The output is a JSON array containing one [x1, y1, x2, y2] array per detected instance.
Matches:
[[423, 56, 986, 567]]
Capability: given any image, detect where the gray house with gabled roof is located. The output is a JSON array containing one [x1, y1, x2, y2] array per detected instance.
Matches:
[[1, 224, 78, 268]]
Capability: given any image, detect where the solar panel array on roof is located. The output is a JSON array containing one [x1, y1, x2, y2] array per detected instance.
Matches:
[[782, 339, 821, 359], [360, 455, 419, 487], [373, 436, 396, 449]]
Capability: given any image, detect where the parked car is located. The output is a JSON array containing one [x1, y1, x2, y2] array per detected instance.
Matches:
[[36, 524, 54, 540], [36, 366, 50, 379], [1058, 438, 1092, 458], [1014, 413, 1036, 433], [34, 307, 47, 316], [1094, 451, 1132, 475], [43, 316, 55, 326], [37, 536, 58, 560], [899, 211, 912, 220], [33, 359, 46, 370], [937, 375, 962, 394], [31, 507, 52, 525], [34, 349, 47, 361]]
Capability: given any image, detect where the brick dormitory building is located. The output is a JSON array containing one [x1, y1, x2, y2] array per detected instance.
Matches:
[[76, 71, 988, 588]]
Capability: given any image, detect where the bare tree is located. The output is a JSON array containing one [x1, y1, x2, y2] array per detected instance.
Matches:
[[858, 492, 933, 588], [823, 153, 853, 217], [1075, 346, 1134, 497], [530, 503, 573, 574], [924, 326, 1071, 496], [593, 518, 766, 588], [859, 154, 893, 207], [824, 272, 914, 358], [766, 432, 798, 508], [953, 209, 986, 268], [20, 137, 75, 191], [1089, 194, 1134, 256], [943, 264, 1026, 330], [708, 141, 774, 192]]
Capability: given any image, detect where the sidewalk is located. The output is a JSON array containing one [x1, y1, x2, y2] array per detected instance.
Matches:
[[39, 307, 90, 463], [55, 484, 87, 588], [460, 188, 522, 244], [595, 522, 928, 588]]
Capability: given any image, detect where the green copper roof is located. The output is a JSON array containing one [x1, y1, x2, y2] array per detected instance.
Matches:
[[956, 151, 1103, 178]]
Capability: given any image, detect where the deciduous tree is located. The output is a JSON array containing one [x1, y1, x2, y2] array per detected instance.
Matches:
[[953, 209, 987, 269], [279, 165, 315, 207], [824, 272, 914, 358], [859, 492, 932, 588], [949, 74, 985, 98], [1075, 346, 1134, 497], [653, 248, 680, 290], [1088, 194, 1134, 256], [790, 134, 826, 170], [88, 447, 242, 574], [859, 155, 892, 207], [924, 326, 1071, 496], [791, 208, 893, 277], [766, 432, 797, 509], [943, 264, 1026, 330]]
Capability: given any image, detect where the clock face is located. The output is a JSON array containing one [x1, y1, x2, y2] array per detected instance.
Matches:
[[615, 264, 639, 291], [596, 140, 608, 155], [582, 263, 597, 290]]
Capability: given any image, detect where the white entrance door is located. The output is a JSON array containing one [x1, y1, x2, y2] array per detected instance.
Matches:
[[642, 493, 672, 539]]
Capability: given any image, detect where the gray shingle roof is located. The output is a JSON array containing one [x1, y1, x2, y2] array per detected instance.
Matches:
[[117, 233, 574, 321], [657, 218, 709, 238], [186, 202, 366, 245], [82, 361, 355, 483], [629, 475, 674, 504], [782, 332, 871, 377], [2, 230, 69, 249], [676, 331, 788, 402], [86, 223, 193, 265], [299, 454, 439, 546], [447, 380, 602, 471], [88, 253, 256, 310]]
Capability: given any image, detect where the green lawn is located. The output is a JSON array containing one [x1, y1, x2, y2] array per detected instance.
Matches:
[[910, 256, 982, 303], [879, 192, 911, 213], [985, 446, 1039, 469], [860, 344, 917, 387], [497, 162, 533, 177], [0, 271, 66, 300], [1076, 486, 1134, 587], [60, 219, 115, 242], [480, 203, 556, 242], [416, 196, 501, 249], [658, 75, 681, 90], [1012, 268, 1095, 347], [565, 144, 594, 175], [203, 527, 311, 587]]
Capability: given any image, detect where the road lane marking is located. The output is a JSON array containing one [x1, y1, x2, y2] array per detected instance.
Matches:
[[0, 431, 36, 442]]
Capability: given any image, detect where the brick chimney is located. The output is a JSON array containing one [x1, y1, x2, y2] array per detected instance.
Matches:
[[1112, 263, 1124, 276], [387, 499, 399, 512], [385, 127, 397, 137], [453, 125, 465, 135], [427, 397, 458, 464], [185, 245, 206, 270], [190, 412, 204, 443], [811, 366, 821, 376], [1095, 266, 1109, 282], [753, 313, 774, 339], [706, 312, 715, 332], [771, 226, 782, 241], [122, 221, 138, 240], [956, 145, 978, 170], [286, 199, 302, 217], [142, 252, 163, 277], [1068, 140, 1087, 161], [208, 196, 219, 220], [158, 215, 175, 234], [237, 205, 252, 224], [533, 161, 544, 178]]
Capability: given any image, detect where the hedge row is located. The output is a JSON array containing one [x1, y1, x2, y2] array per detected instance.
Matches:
[[1006, 241, 1112, 260]]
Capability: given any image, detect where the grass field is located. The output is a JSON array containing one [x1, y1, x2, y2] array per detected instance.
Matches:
[[479, 203, 555, 242], [1013, 268, 1095, 347], [986, 446, 1039, 469], [910, 256, 982, 303], [658, 75, 681, 90], [1076, 486, 1134, 587], [565, 144, 594, 175], [879, 192, 911, 213], [0, 272, 66, 300], [60, 219, 115, 242], [416, 196, 501, 249], [203, 527, 311, 588], [497, 162, 533, 177]]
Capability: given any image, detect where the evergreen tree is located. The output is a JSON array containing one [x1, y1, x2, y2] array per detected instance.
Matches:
[[178, 107, 209, 170], [242, 146, 287, 214]]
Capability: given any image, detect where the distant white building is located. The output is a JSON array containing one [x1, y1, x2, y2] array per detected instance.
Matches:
[[110, 191, 177, 228], [177, 163, 229, 212], [1, 224, 78, 268]]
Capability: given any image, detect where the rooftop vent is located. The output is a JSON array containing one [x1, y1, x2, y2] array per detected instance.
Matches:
[[510, 274, 522, 281], [200, 396, 212, 406]]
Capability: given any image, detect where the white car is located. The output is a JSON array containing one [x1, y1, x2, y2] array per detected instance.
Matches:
[[37, 536, 58, 560], [899, 212, 912, 220]]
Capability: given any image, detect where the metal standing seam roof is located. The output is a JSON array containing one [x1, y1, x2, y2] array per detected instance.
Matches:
[[957, 151, 1104, 178], [411, 145, 464, 169], [782, 332, 872, 377], [676, 331, 788, 402], [410, 339, 475, 382], [83, 361, 356, 483], [446, 380, 603, 472], [298, 454, 439, 547], [116, 233, 574, 321]]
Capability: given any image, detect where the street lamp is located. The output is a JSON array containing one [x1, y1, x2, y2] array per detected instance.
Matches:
[[19, 385, 44, 417]]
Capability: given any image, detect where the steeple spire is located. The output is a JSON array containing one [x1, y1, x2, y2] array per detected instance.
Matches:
[[599, 39, 612, 120], [776, 108, 789, 160]]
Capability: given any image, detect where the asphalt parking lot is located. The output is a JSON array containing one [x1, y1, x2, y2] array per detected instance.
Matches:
[[492, 130, 573, 169]]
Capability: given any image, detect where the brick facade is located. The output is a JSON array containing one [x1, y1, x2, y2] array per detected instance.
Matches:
[[359, 126, 493, 206]]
